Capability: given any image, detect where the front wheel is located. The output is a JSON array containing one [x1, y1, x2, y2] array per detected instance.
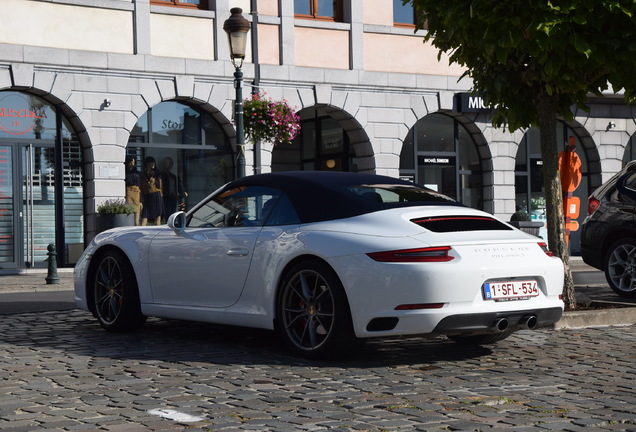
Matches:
[[604, 238, 636, 298], [92, 250, 146, 332], [275, 260, 355, 359]]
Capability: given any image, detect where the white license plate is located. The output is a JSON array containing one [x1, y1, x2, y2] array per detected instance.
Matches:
[[483, 280, 539, 300]]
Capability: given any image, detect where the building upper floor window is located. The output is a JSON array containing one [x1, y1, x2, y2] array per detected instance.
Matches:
[[295, 0, 342, 21], [150, 0, 208, 9], [393, 0, 426, 29], [393, 0, 415, 26]]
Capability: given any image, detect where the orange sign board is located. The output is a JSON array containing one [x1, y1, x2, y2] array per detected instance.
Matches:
[[558, 137, 582, 192]]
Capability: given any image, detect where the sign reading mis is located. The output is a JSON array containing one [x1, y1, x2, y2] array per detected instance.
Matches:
[[454, 93, 493, 113]]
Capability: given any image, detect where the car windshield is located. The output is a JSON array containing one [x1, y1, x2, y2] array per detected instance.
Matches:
[[347, 184, 456, 204]]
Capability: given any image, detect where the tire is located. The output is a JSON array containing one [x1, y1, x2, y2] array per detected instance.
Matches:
[[92, 249, 146, 332], [449, 331, 513, 345], [275, 259, 355, 359], [604, 238, 636, 298]]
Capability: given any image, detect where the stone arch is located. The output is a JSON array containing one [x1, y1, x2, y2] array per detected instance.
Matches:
[[399, 106, 496, 213]]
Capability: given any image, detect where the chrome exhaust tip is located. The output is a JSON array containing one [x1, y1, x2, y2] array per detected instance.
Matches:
[[491, 318, 509, 333], [519, 315, 538, 330]]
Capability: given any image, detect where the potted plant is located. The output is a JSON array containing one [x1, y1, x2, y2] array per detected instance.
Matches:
[[96, 199, 136, 232], [243, 93, 301, 144], [509, 209, 544, 237]]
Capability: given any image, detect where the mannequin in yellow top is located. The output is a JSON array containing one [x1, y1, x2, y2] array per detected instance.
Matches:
[[140, 156, 164, 226]]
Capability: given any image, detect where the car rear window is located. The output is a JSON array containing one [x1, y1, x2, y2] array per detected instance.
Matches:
[[347, 184, 456, 204], [411, 216, 513, 233]]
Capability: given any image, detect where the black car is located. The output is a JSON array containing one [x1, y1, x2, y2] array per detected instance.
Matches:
[[580, 160, 636, 297]]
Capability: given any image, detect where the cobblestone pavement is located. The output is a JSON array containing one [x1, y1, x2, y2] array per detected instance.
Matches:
[[1, 308, 636, 431]]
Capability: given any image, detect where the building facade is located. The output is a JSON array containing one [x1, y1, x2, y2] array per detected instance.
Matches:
[[0, 0, 634, 270]]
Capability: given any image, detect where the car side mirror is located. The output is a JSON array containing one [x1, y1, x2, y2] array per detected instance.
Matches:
[[167, 211, 186, 234]]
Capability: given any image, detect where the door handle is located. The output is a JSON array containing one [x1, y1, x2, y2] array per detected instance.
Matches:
[[227, 248, 249, 257]]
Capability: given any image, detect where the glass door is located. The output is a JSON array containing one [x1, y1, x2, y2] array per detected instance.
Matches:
[[22, 143, 56, 268], [0, 145, 16, 267]]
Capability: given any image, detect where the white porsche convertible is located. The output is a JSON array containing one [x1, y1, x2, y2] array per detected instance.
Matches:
[[74, 171, 564, 358]]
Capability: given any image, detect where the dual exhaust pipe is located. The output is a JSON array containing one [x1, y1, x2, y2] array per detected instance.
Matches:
[[491, 315, 538, 333]]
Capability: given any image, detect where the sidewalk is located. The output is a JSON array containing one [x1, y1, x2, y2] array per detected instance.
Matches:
[[0, 268, 74, 293]]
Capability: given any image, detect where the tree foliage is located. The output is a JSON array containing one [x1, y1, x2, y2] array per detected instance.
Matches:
[[408, 0, 636, 308]]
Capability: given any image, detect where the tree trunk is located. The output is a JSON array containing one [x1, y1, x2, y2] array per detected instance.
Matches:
[[534, 93, 576, 310]]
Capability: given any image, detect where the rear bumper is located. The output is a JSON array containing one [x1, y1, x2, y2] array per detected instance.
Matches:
[[432, 307, 563, 335]]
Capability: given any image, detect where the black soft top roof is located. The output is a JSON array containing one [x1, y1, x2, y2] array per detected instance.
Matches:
[[227, 171, 458, 224]]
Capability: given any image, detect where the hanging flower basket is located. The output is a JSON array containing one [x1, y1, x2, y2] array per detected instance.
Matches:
[[242, 93, 301, 145]]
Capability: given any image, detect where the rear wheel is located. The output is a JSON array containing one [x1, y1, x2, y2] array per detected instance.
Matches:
[[604, 238, 636, 298], [276, 260, 355, 359], [449, 331, 513, 345], [92, 250, 146, 332]]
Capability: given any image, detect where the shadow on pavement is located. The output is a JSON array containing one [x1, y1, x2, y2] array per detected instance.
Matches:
[[0, 309, 493, 369], [0, 290, 75, 314]]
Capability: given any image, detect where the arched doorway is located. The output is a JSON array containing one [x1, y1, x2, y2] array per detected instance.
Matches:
[[127, 101, 234, 221], [623, 134, 636, 164], [271, 107, 357, 172], [515, 123, 589, 254], [0, 91, 83, 269], [399, 113, 484, 209]]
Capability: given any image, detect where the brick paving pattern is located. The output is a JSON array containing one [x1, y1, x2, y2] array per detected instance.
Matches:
[[1, 308, 635, 431]]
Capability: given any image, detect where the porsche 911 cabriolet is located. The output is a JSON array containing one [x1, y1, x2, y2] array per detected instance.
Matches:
[[74, 171, 564, 358]]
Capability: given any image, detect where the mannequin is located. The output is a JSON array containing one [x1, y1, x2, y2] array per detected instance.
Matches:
[[160, 156, 188, 220], [125, 156, 142, 225], [140, 156, 164, 226]]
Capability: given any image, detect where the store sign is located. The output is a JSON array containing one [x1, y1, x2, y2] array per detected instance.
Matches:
[[419, 156, 455, 165], [454, 92, 493, 113], [162, 119, 184, 130], [0, 93, 47, 135], [423, 157, 450, 164]]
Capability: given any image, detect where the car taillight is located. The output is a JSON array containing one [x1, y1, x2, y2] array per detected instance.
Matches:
[[367, 246, 454, 262], [538, 242, 554, 257], [587, 196, 600, 215]]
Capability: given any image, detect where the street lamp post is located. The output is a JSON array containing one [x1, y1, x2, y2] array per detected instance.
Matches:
[[223, 8, 251, 179]]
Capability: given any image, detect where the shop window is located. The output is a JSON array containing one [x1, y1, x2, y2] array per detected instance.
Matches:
[[128, 101, 233, 223], [0, 91, 83, 269], [150, 0, 208, 9], [271, 108, 357, 172], [295, 0, 343, 21], [515, 124, 589, 254], [399, 113, 483, 209], [623, 135, 636, 165]]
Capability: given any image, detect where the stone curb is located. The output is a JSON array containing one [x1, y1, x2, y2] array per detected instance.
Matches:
[[555, 306, 636, 330]]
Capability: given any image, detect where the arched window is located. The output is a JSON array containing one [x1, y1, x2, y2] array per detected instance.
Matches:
[[515, 124, 589, 254], [0, 91, 82, 268], [272, 108, 357, 172], [127, 101, 233, 221], [399, 113, 483, 209], [623, 134, 636, 164]]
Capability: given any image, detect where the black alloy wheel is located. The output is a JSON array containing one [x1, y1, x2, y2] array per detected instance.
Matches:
[[276, 259, 355, 359], [92, 250, 146, 331], [604, 238, 636, 298]]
